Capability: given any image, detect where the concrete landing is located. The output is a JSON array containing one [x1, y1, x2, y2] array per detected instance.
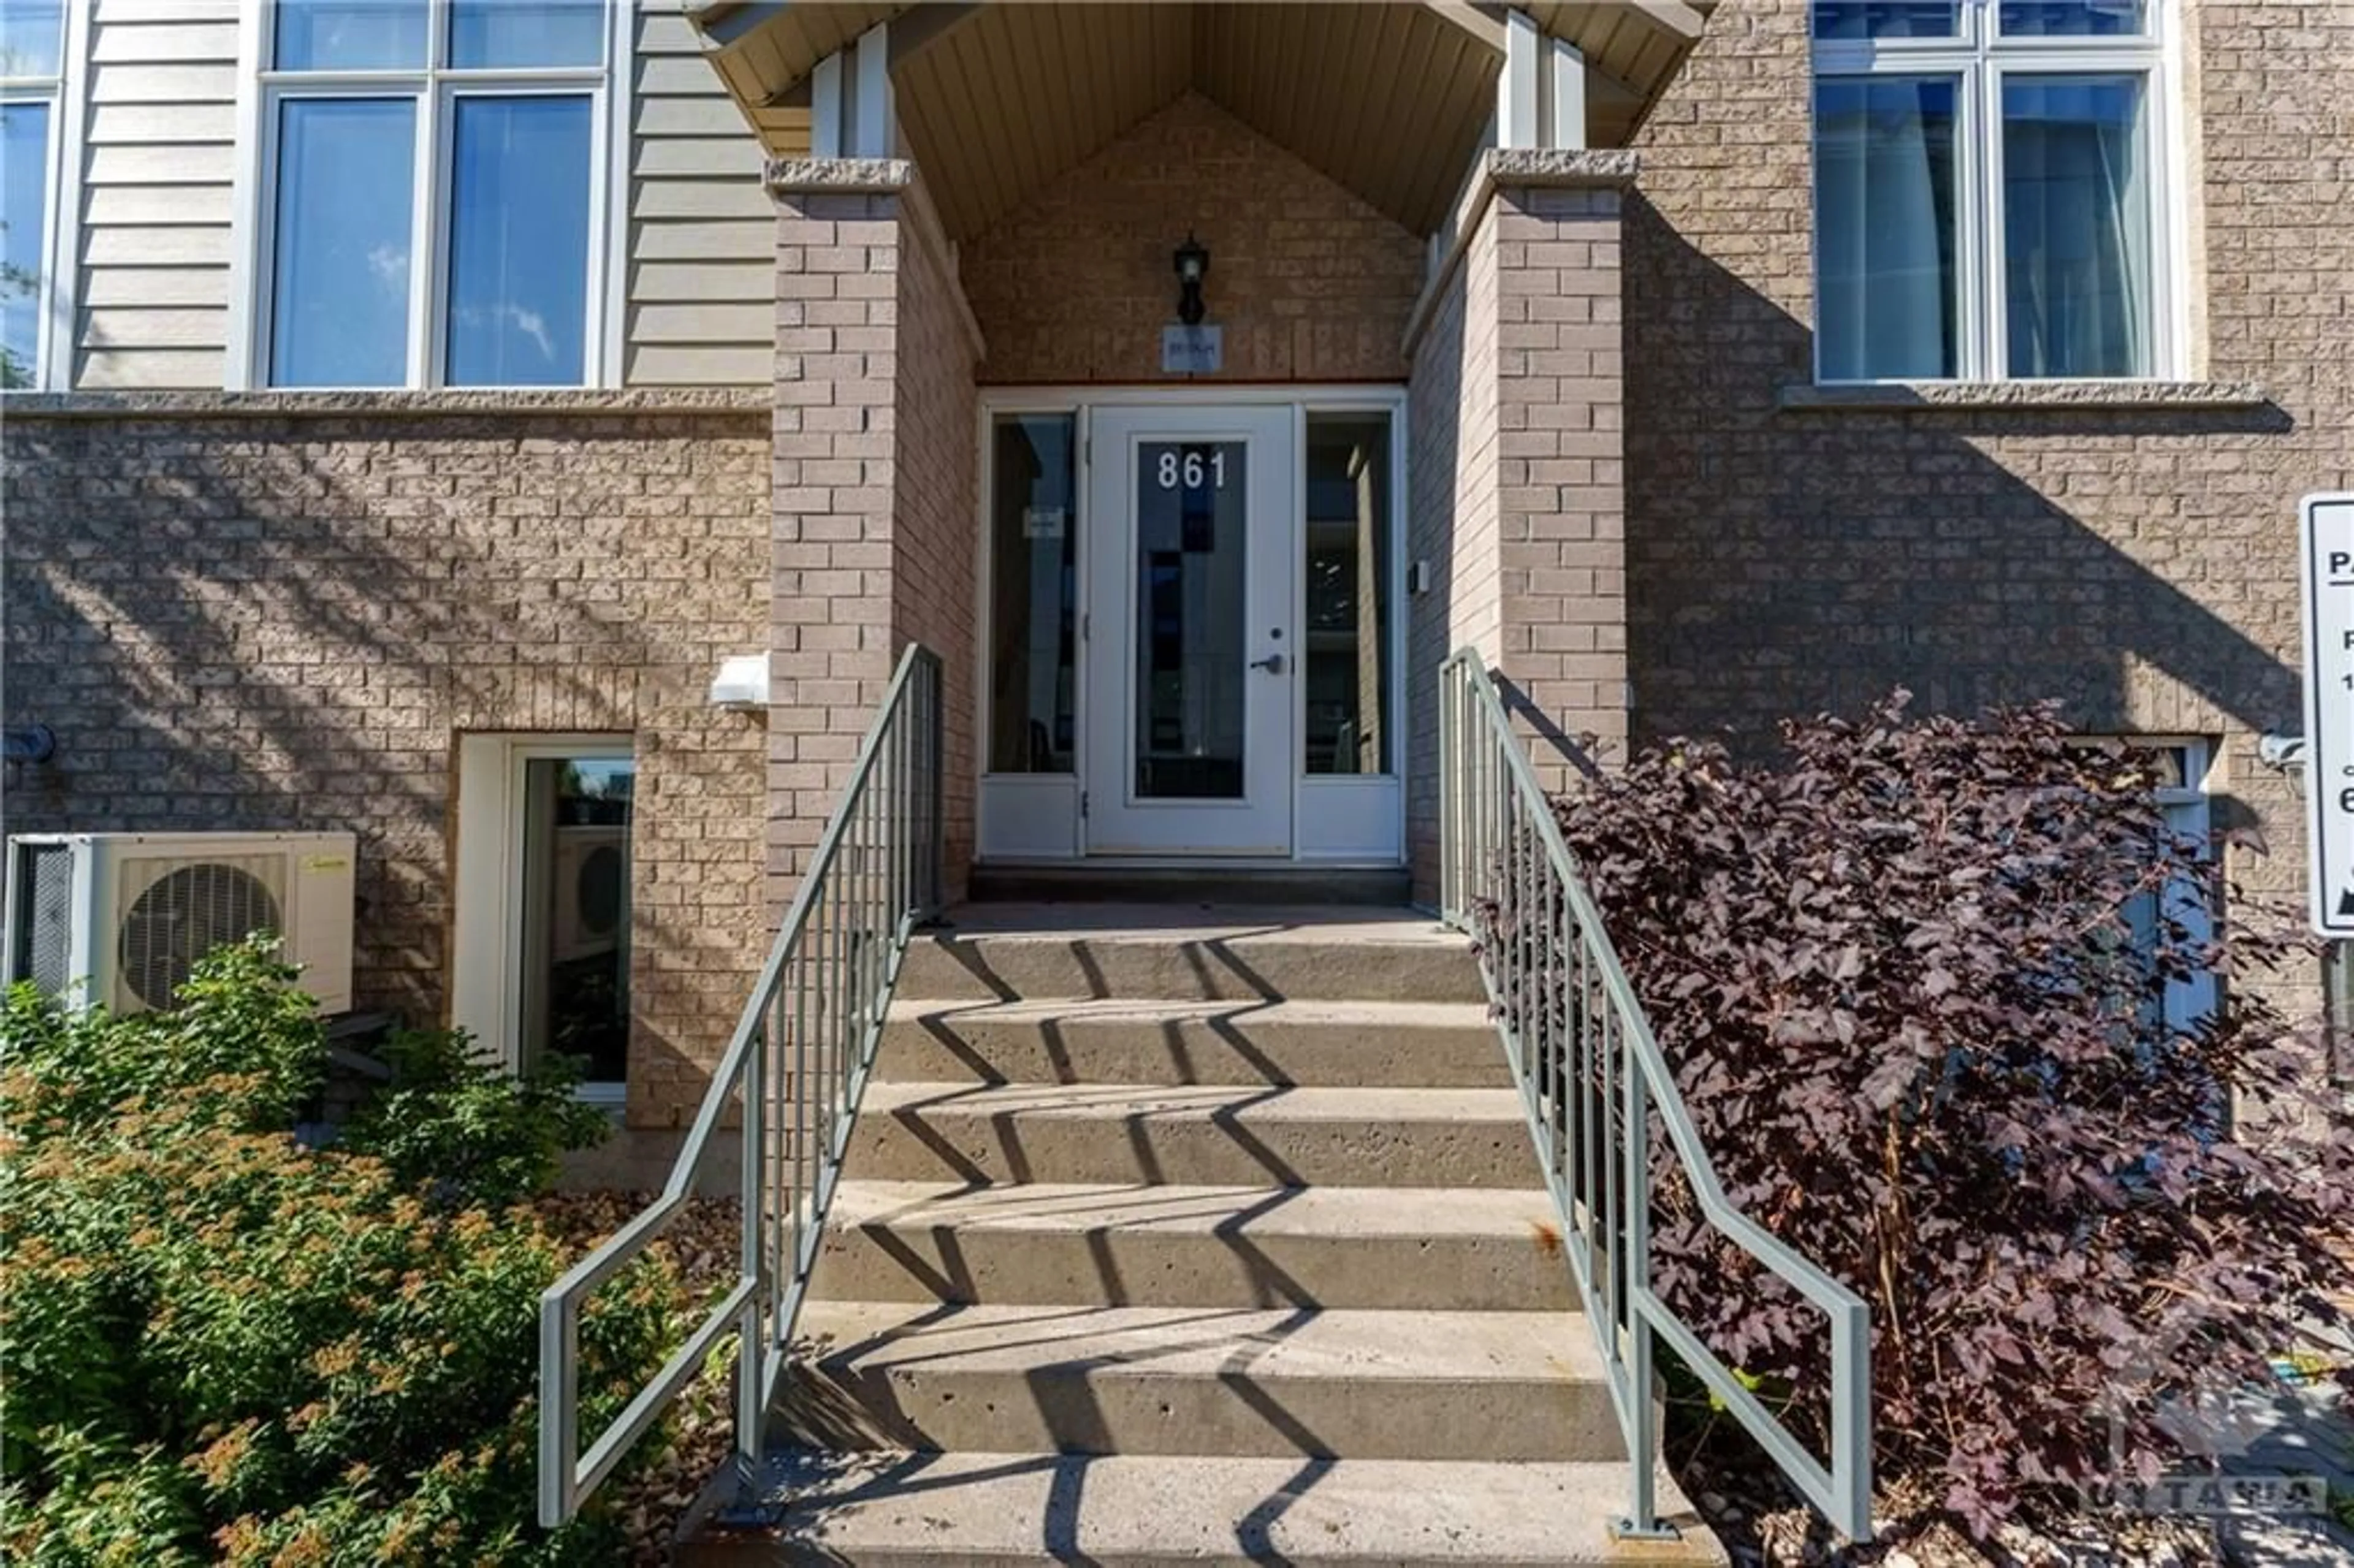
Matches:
[[687, 1450, 1720, 1566]]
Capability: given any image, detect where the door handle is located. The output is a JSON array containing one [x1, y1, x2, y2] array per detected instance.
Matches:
[[1251, 653, 1286, 675]]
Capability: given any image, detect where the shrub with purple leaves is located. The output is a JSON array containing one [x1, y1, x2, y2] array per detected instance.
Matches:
[[1493, 694, 2353, 1537]]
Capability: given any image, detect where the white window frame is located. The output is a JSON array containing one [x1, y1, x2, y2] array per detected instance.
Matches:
[[1810, 0, 2185, 384], [451, 732, 635, 1107], [1, 0, 87, 392], [972, 386, 1411, 869], [227, 0, 628, 391]]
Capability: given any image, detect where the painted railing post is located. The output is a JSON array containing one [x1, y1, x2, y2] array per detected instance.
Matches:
[[1436, 650, 1875, 1544], [536, 644, 946, 1529]]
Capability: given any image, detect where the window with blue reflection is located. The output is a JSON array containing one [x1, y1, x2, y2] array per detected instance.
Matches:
[[449, 0, 605, 69], [1814, 77, 1960, 379], [1999, 1, 2147, 36], [270, 98, 416, 387], [444, 96, 590, 386], [1, 102, 49, 387], [1, 0, 63, 77], [1811, 1, 1959, 38], [274, 0, 427, 70], [2003, 75, 2150, 378]]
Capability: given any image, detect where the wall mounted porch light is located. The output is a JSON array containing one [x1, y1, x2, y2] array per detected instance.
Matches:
[[1173, 233, 1210, 326]]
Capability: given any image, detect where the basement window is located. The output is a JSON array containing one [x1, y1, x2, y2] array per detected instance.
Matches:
[[2071, 735, 2215, 1035]]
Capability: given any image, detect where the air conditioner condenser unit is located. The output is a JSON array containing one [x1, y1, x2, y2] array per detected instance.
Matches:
[[3, 831, 357, 1015]]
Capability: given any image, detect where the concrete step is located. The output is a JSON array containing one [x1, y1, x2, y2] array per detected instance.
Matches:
[[682, 1449, 1727, 1566], [876, 996, 1507, 1087], [777, 1301, 1620, 1463], [968, 865, 1414, 907], [817, 1181, 1575, 1311], [847, 1082, 1536, 1190], [898, 905, 1484, 1004]]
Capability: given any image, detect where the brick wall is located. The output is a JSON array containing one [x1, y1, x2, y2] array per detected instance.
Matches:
[[770, 188, 905, 905], [1406, 161, 1632, 902], [1625, 0, 2352, 1015], [1494, 181, 1631, 793], [0, 403, 773, 1127], [961, 93, 1425, 387], [1406, 198, 1493, 899], [770, 169, 979, 908], [890, 185, 980, 898]]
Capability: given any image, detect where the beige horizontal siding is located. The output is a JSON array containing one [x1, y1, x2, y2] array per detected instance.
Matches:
[[75, 0, 238, 390], [76, 348, 229, 388], [626, 3, 772, 388], [87, 102, 235, 144], [623, 343, 773, 385], [82, 267, 229, 307], [83, 183, 233, 227]]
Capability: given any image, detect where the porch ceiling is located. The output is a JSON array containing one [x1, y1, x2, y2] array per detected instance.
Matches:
[[688, 2, 1713, 240]]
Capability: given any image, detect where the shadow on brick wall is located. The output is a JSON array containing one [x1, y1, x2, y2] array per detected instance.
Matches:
[[1621, 194, 2304, 769], [1, 416, 761, 1114]]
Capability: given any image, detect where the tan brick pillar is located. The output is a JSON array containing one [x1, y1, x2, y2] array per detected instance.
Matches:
[[1406, 151, 1635, 903], [766, 159, 980, 916], [1493, 169, 1630, 797]]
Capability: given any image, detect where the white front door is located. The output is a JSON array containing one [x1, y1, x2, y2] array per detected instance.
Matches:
[[1083, 405, 1296, 855]]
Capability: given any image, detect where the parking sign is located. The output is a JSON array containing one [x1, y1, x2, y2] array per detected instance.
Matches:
[[2303, 494, 2354, 937]]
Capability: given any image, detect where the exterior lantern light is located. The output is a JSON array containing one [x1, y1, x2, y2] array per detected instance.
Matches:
[[1173, 233, 1209, 326]]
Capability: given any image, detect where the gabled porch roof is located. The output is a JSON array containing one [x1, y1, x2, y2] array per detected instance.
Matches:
[[685, 2, 1712, 239]]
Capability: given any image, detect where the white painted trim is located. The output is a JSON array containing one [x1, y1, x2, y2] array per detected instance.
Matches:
[[851, 21, 891, 158], [40, 0, 88, 391], [1499, 8, 1540, 149], [599, 0, 636, 389], [1546, 36, 1586, 150], [810, 50, 842, 158], [1296, 777, 1406, 863], [224, 0, 269, 390], [451, 732, 635, 1087], [977, 776, 1082, 860]]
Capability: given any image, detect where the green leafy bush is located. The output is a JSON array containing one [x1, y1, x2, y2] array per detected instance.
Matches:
[[0, 941, 676, 1565], [342, 1028, 612, 1209]]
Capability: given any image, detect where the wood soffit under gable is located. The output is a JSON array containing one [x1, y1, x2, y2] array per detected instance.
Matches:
[[688, 2, 1711, 240]]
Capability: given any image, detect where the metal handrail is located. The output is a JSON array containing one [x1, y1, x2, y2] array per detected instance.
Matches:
[[1438, 649, 1872, 1542], [537, 642, 945, 1528]]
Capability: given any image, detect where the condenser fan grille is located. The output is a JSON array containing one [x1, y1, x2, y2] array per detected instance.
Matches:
[[120, 862, 283, 1009]]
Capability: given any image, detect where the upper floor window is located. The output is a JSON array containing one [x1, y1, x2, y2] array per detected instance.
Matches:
[[1810, 1, 2174, 382], [1, 0, 66, 389], [257, 0, 613, 388]]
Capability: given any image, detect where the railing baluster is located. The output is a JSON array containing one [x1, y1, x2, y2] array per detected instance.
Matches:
[[736, 1009, 764, 1483], [1579, 927, 1596, 1247], [536, 647, 943, 1532], [1431, 649, 1872, 1545]]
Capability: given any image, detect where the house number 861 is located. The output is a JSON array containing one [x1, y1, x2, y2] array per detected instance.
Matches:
[[1157, 450, 1227, 490]]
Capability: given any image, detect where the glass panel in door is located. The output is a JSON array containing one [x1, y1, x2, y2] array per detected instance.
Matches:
[[518, 754, 632, 1095], [1082, 406, 1294, 856], [1133, 441, 1247, 799]]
